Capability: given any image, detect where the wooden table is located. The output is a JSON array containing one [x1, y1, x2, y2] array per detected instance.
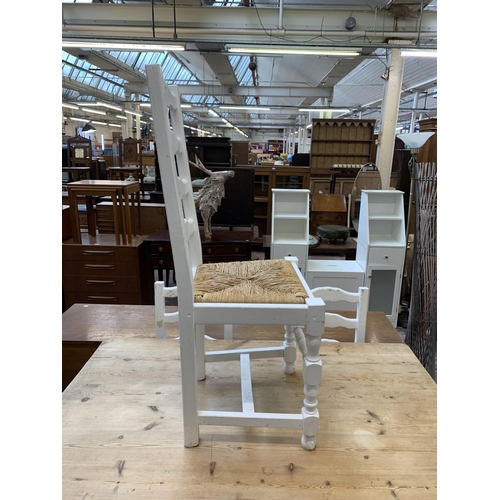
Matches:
[[309, 237, 358, 260], [62, 338, 436, 499], [67, 180, 141, 245], [62, 303, 403, 391]]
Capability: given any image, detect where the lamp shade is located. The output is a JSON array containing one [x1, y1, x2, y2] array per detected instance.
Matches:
[[81, 123, 96, 133], [397, 132, 435, 149]]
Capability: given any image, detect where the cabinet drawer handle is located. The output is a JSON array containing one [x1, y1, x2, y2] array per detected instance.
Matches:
[[207, 248, 212, 254], [82, 250, 115, 256], [85, 280, 118, 286], [159, 259, 164, 265], [384, 255, 388, 259], [84, 264, 115, 270], [234, 247, 239, 253], [158, 246, 163, 252], [87, 296, 118, 302]]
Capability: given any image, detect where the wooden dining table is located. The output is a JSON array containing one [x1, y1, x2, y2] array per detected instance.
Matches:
[[62, 303, 403, 391], [62, 337, 436, 499]]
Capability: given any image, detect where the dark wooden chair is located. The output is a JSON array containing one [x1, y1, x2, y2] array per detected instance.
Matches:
[[108, 137, 145, 196], [65, 135, 92, 182]]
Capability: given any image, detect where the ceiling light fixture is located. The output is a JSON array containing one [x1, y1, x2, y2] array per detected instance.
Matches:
[[218, 105, 271, 111], [81, 107, 107, 115], [140, 102, 191, 108], [298, 107, 350, 113], [400, 49, 437, 58], [62, 103, 79, 110], [124, 109, 142, 117], [108, 123, 122, 128], [91, 121, 108, 126], [62, 39, 185, 52], [116, 115, 128, 120], [81, 123, 97, 133], [227, 46, 360, 57]]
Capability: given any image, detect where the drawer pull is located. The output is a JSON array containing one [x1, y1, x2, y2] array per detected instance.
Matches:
[[82, 250, 115, 256], [235, 247, 239, 252], [384, 255, 388, 259], [87, 296, 118, 302], [85, 280, 118, 286], [158, 246, 163, 252], [207, 248, 212, 254], [84, 264, 115, 270], [159, 259, 164, 265]]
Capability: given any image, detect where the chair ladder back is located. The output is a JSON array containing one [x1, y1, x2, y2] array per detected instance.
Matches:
[[146, 64, 203, 296], [311, 286, 369, 342]]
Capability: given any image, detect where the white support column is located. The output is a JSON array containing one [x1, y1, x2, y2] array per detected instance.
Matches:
[[375, 48, 405, 189]]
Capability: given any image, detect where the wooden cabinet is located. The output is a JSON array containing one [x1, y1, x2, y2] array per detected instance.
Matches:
[[356, 190, 406, 326], [310, 119, 376, 176], [310, 193, 347, 235], [238, 165, 310, 241], [143, 229, 254, 304], [186, 136, 232, 172], [309, 119, 376, 196], [62, 235, 146, 308], [270, 189, 310, 274]]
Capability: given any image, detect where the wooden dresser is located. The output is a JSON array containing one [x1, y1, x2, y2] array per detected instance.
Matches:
[[62, 234, 146, 308]]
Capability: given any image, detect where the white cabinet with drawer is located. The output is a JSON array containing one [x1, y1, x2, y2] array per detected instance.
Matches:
[[356, 190, 406, 326]]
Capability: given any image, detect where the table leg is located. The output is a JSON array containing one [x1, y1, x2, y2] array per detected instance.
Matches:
[[123, 190, 133, 244], [68, 190, 82, 244], [86, 195, 97, 237], [111, 195, 120, 246]]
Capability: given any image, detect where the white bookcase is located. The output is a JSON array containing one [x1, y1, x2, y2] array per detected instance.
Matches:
[[270, 188, 310, 274], [356, 190, 406, 326]]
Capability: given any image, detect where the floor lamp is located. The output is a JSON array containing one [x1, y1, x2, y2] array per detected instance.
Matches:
[[396, 132, 435, 242]]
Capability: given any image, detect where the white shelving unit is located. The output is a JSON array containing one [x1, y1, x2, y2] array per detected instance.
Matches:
[[356, 190, 406, 326], [270, 188, 310, 274]]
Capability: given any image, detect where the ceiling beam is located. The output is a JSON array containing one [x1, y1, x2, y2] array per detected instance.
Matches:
[[62, 4, 437, 46]]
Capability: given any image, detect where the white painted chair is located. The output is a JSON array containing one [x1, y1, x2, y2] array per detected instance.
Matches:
[[146, 64, 326, 451], [311, 286, 369, 343]]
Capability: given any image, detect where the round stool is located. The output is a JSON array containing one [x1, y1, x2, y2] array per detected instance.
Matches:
[[316, 224, 351, 244]]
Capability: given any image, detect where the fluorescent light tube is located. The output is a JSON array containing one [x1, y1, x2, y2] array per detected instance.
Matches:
[[108, 123, 122, 128], [62, 103, 79, 110], [69, 117, 90, 122], [62, 40, 185, 52], [208, 109, 220, 117], [140, 102, 191, 108], [227, 46, 360, 57], [91, 121, 108, 125], [124, 109, 142, 117], [401, 49, 437, 57], [219, 105, 271, 111], [116, 115, 128, 120], [299, 107, 350, 112], [81, 108, 107, 115]]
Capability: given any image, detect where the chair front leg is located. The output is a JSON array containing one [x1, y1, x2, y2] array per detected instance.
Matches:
[[301, 298, 325, 450]]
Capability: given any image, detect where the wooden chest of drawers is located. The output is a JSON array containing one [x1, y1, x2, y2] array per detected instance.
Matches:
[[143, 228, 253, 304], [63, 235, 146, 308]]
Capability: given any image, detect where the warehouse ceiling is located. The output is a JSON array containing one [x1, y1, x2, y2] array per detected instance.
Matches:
[[62, 0, 437, 138]]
